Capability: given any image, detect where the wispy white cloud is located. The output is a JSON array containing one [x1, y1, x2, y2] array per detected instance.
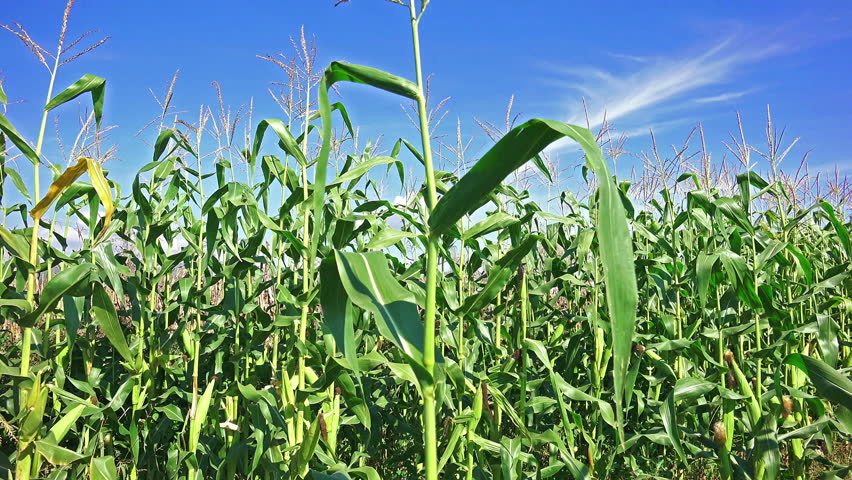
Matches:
[[605, 52, 651, 64], [619, 118, 701, 139], [554, 36, 785, 130], [693, 89, 756, 104]]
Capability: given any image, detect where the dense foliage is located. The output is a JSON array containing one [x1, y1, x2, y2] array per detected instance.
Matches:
[[1, 1, 850, 479]]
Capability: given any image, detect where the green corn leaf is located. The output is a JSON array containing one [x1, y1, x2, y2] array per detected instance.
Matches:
[[313, 62, 420, 271], [252, 118, 307, 167], [105, 375, 137, 412], [319, 258, 358, 372], [673, 377, 716, 403], [754, 413, 780, 480], [21, 263, 93, 328], [661, 390, 687, 465], [0, 225, 31, 263], [429, 119, 604, 235], [780, 354, 852, 408], [816, 314, 839, 368], [45, 404, 87, 444], [0, 112, 40, 165], [0, 299, 33, 315], [93, 243, 127, 299], [91, 282, 133, 364], [334, 251, 438, 381], [425, 118, 636, 444], [785, 243, 813, 285], [463, 211, 519, 240], [755, 239, 787, 272], [20, 379, 47, 443], [550, 371, 616, 428], [458, 235, 540, 316], [35, 438, 86, 466], [320, 62, 419, 101], [530, 153, 553, 182], [715, 197, 755, 235], [308, 471, 350, 480], [89, 456, 118, 480], [696, 252, 718, 307], [45, 74, 106, 128], [365, 227, 417, 251], [3, 166, 32, 202], [189, 377, 216, 452], [329, 156, 401, 188], [778, 417, 831, 441], [737, 171, 770, 192], [820, 202, 851, 259], [308, 101, 355, 138], [718, 250, 761, 308], [152, 129, 193, 163], [294, 415, 322, 478]]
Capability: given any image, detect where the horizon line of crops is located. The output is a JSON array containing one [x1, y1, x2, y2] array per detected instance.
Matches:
[[1, 1, 851, 479]]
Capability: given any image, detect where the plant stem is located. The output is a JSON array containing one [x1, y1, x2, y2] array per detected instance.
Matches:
[[409, 2, 438, 479], [519, 266, 528, 424], [17, 35, 63, 480], [296, 68, 313, 444], [21, 55, 60, 379]]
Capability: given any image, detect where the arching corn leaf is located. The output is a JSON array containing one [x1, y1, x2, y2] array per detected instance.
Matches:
[[30, 157, 114, 241], [334, 250, 442, 385], [781, 354, 852, 408], [0, 112, 39, 165], [91, 282, 133, 364], [20, 263, 93, 328], [35, 438, 86, 466], [252, 118, 307, 167], [313, 62, 420, 266], [428, 118, 636, 443], [319, 258, 358, 372], [45, 74, 106, 128]]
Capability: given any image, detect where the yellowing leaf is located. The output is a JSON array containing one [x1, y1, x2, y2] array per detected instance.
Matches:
[[30, 157, 114, 241]]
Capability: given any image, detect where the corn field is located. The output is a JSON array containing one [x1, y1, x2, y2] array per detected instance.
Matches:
[[1, 1, 851, 479]]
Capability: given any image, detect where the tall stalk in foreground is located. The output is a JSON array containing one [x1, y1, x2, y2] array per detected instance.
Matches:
[[407, 2, 439, 478], [296, 47, 315, 443], [3, 4, 110, 479], [16, 4, 67, 382]]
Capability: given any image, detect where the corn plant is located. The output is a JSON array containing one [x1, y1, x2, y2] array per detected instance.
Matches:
[[1, 1, 850, 480]]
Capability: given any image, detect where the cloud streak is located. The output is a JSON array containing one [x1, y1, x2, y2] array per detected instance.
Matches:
[[693, 89, 756, 104], [555, 36, 785, 130]]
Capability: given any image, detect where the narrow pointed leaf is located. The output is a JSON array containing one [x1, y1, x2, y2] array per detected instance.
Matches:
[[781, 354, 852, 408], [21, 263, 93, 327], [312, 62, 419, 269], [319, 258, 358, 372], [30, 157, 114, 240], [0, 112, 39, 165], [91, 282, 133, 363], [89, 456, 118, 480], [661, 390, 687, 465], [425, 118, 638, 444], [45, 74, 106, 128], [35, 438, 86, 466], [189, 378, 216, 451], [334, 251, 431, 372], [0, 225, 30, 262], [252, 118, 307, 166], [820, 202, 851, 259], [754, 413, 780, 480]]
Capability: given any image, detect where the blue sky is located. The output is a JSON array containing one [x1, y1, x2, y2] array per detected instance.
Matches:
[[2, 0, 851, 200]]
